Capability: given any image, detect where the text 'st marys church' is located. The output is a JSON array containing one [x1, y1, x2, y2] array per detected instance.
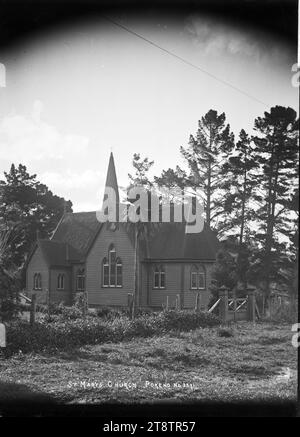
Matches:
[[26, 153, 219, 310]]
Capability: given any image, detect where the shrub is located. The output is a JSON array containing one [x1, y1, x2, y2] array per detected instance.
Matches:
[[156, 310, 221, 332], [217, 327, 234, 338], [47, 303, 84, 320], [59, 305, 83, 320], [263, 303, 297, 324], [3, 309, 221, 355], [0, 298, 20, 322], [96, 306, 127, 320], [48, 303, 63, 315]]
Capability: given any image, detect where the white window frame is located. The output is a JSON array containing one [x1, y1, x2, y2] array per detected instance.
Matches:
[[153, 265, 166, 289], [116, 258, 123, 288], [190, 265, 206, 290], [33, 273, 42, 290], [76, 269, 85, 291], [57, 273, 65, 290], [102, 257, 109, 287], [102, 245, 123, 288]]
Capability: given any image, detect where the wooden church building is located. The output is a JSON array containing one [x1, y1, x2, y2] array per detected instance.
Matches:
[[25, 153, 219, 310]]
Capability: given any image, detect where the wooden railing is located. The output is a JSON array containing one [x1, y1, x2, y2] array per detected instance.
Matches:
[[228, 297, 247, 312], [208, 298, 221, 313]]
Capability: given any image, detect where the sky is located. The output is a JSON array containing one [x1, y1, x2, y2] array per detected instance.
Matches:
[[0, 11, 298, 212]]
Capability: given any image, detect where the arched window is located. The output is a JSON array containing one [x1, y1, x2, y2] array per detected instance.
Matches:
[[190, 265, 205, 290], [57, 273, 65, 290], [102, 245, 122, 287], [102, 257, 109, 287], [116, 257, 122, 288], [153, 265, 166, 289], [76, 268, 85, 291], [33, 273, 42, 290], [109, 245, 116, 287]]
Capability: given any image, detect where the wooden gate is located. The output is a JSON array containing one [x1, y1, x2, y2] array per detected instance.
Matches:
[[208, 286, 258, 322]]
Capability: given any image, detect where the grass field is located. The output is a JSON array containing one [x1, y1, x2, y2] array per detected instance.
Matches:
[[0, 322, 297, 406]]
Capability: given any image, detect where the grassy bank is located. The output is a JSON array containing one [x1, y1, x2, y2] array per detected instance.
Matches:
[[0, 322, 297, 405]]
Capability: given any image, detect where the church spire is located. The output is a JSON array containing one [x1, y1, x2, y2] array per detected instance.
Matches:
[[102, 152, 120, 223], [104, 152, 119, 204]]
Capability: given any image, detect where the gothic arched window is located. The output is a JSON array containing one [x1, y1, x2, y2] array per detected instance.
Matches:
[[57, 273, 65, 290], [102, 245, 122, 288], [102, 257, 109, 287], [33, 273, 42, 290], [76, 268, 85, 291]]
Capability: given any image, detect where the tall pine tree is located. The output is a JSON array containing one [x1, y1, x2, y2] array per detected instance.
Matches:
[[180, 109, 235, 230], [252, 106, 299, 309]]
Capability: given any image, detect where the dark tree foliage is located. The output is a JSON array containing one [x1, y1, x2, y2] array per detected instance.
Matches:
[[0, 164, 73, 271], [218, 129, 258, 241], [180, 110, 235, 230], [251, 106, 299, 306], [153, 106, 298, 310], [128, 153, 154, 189]]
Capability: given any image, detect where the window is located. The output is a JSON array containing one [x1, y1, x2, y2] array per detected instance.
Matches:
[[116, 258, 122, 288], [76, 268, 85, 291], [191, 270, 198, 289], [33, 273, 42, 290], [57, 273, 65, 290], [102, 244, 123, 287], [109, 245, 116, 286], [190, 265, 205, 290], [153, 265, 166, 289], [198, 272, 205, 289], [102, 257, 109, 287]]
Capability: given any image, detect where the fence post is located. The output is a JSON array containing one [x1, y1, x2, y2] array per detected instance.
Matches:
[[47, 287, 50, 320], [82, 292, 87, 318], [195, 293, 200, 312], [218, 286, 229, 322], [247, 286, 256, 322], [128, 293, 134, 319], [176, 294, 181, 310], [0, 323, 6, 348], [30, 294, 37, 326], [233, 289, 237, 322]]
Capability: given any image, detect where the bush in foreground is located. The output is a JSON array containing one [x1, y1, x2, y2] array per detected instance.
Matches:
[[2, 310, 221, 355]]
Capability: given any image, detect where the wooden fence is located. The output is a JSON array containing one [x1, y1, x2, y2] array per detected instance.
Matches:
[[208, 286, 258, 322]]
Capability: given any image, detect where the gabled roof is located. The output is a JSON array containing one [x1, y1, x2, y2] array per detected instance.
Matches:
[[26, 211, 101, 268], [38, 240, 70, 267], [51, 211, 101, 258], [145, 222, 219, 261], [104, 221, 219, 261]]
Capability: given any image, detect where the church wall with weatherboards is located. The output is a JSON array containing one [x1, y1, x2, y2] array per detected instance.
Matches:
[[25, 153, 219, 310]]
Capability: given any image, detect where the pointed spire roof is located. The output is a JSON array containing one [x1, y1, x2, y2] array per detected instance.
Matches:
[[104, 152, 119, 205]]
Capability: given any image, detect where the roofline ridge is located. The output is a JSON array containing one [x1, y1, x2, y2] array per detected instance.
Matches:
[[50, 211, 66, 240]]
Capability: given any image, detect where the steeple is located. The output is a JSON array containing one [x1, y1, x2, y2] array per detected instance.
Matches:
[[104, 152, 119, 204], [102, 152, 120, 223]]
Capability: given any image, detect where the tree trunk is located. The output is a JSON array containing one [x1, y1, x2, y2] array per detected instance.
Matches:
[[206, 129, 212, 227], [132, 225, 139, 319], [262, 144, 277, 314]]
